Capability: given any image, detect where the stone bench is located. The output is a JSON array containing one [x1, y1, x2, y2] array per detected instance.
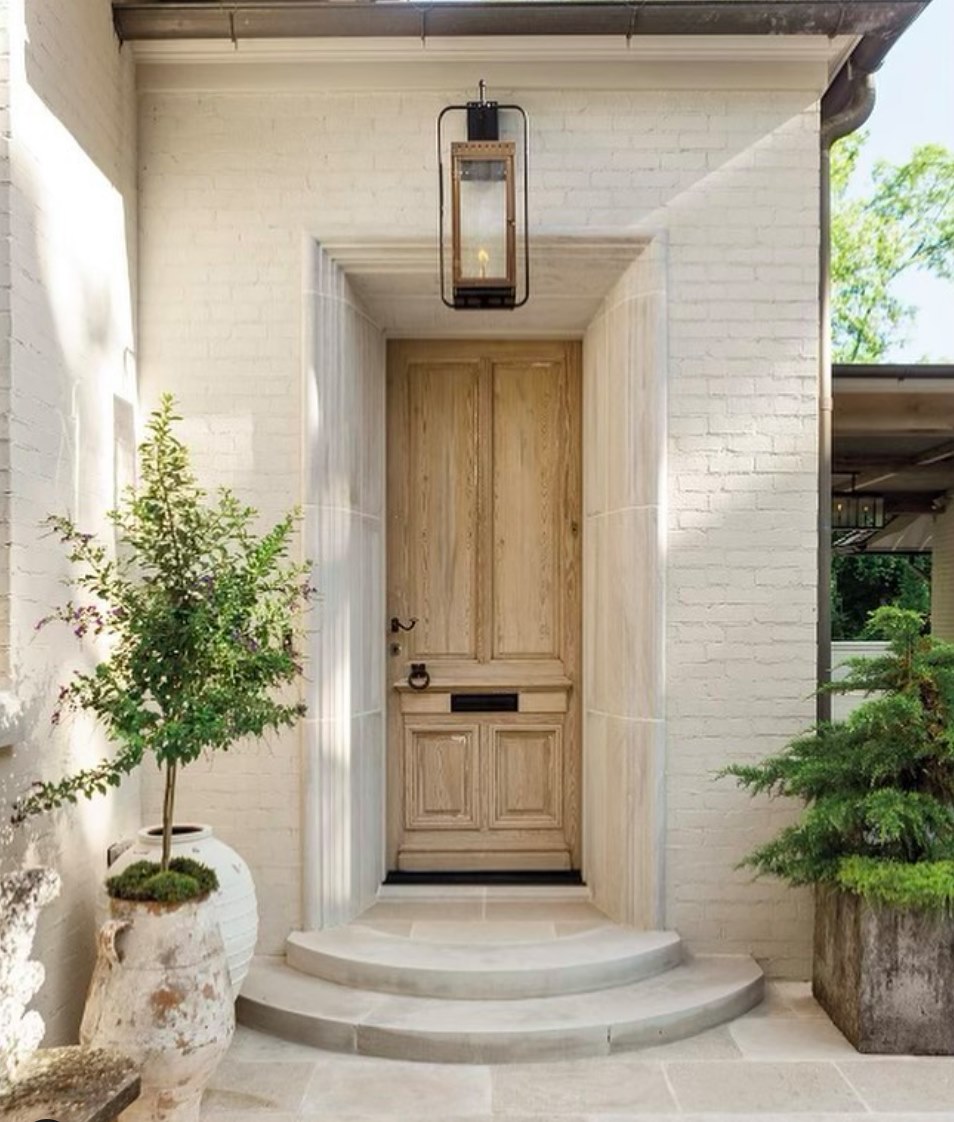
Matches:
[[0, 1046, 140, 1122]]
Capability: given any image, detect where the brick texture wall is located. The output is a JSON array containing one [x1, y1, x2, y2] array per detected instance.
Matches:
[[931, 503, 954, 640], [0, 0, 139, 1043], [138, 75, 819, 973], [0, 0, 11, 685]]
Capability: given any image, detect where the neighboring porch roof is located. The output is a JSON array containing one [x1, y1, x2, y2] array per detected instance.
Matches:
[[112, 0, 929, 45], [833, 364, 954, 554]]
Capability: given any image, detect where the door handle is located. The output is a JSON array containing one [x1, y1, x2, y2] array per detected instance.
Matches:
[[390, 617, 418, 634]]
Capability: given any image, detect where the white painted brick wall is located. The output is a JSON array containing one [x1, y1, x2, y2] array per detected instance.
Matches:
[[138, 77, 820, 974], [0, 2, 11, 683], [932, 503, 954, 640], [0, 0, 139, 1044]]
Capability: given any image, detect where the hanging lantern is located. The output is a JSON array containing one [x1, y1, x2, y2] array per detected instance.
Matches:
[[438, 81, 529, 309], [832, 493, 886, 530]]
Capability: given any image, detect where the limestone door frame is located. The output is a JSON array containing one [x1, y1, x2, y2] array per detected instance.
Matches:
[[301, 234, 667, 930]]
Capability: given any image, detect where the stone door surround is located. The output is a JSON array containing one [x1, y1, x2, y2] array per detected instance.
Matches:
[[302, 233, 666, 930]]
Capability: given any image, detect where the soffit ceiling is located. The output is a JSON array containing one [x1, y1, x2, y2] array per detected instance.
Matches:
[[833, 367, 954, 554], [320, 236, 648, 337]]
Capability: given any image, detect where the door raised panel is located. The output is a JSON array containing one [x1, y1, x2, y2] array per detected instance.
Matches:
[[404, 725, 480, 830], [490, 725, 563, 830], [492, 362, 563, 659], [407, 361, 480, 660]]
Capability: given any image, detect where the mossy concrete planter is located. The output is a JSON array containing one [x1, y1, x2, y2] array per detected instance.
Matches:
[[813, 884, 954, 1054]]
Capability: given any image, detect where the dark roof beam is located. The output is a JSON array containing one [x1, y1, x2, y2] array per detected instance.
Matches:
[[844, 438, 954, 490]]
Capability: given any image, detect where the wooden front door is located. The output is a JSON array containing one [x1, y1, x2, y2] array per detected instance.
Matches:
[[387, 340, 582, 871]]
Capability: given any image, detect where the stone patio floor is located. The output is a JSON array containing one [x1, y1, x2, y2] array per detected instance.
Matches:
[[201, 981, 954, 1120]]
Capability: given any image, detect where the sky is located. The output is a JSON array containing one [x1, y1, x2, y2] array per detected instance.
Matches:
[[853, 0, 954, 362]]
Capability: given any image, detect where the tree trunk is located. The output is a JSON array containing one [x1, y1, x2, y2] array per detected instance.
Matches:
[[161, 762, 177, 871]]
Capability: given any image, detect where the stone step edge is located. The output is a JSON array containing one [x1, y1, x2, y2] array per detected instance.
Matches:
[[237, 955, 764, 1064], [285, 927, 683, 999], [375, 884, 593, 901]]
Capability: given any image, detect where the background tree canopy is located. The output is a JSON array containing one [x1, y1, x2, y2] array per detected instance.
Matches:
[[831, 132, 954, 363], [830, 133, 953, 637], [831, 553, 931, 641]]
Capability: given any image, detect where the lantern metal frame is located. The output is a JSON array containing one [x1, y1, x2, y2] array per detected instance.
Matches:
[[437, 84, 529, 310]]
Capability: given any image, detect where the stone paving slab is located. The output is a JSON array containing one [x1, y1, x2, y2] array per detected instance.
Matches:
[[203, 983, 954, 1120]]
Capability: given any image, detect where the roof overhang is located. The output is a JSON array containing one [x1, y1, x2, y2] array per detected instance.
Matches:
[[112, 0, 929, 46]]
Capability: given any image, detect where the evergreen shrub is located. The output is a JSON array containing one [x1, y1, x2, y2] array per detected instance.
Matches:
[[722, 606, 954, 911]]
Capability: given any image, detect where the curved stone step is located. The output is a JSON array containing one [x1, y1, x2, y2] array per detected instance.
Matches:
[[286, 925, 683, 999], [237, 954, 764, 1064]]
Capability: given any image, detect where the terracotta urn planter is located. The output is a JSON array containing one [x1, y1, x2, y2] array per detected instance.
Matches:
[[81, 894, 234, 1122], [813, 884, 954, 1054], [110, 824, 258, 997]]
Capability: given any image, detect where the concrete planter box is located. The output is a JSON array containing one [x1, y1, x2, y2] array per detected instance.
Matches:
[[813, 884, 954, 1054]]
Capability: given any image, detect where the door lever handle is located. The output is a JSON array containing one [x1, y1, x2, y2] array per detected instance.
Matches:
[[390, 617, 418, 634]]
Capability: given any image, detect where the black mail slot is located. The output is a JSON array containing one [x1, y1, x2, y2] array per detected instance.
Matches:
[[450, 692, 519, 713]]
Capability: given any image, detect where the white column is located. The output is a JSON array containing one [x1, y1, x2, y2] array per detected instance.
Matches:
[[302, 243, 387, 930], [582, 239, 667, 929]]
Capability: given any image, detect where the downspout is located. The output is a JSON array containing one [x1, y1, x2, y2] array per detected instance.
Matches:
[[816, 57, 878, 723]]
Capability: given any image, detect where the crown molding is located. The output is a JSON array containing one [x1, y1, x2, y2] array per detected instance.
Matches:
[[131, 32, 852, 65], [134, 34, 845, 93]]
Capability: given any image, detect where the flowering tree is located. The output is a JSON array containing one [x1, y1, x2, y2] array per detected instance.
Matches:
[[13, 396, 313, 880]]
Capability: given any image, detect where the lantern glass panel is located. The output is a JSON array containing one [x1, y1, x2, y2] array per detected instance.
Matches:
[[458, 158, 508, 282], [451, 141, 515, 295], [833, 496, 852, 529]]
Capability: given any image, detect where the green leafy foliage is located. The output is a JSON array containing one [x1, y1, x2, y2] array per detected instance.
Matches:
[[831, 553, 931, 641], [831, 132, 954, 363], [721, 606, 954, 909], [106, 858, 219, 903], [836, 856, 954, 912], [12, 395, 314, 878]]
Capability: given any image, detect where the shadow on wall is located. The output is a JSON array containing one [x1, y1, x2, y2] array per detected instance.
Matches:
[[24, 0, 133, 198], [0, 5, 139, 1043]]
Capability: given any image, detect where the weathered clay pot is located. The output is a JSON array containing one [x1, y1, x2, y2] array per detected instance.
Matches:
[[81, 895, 234, 1122], [110, 824, 258, 997]]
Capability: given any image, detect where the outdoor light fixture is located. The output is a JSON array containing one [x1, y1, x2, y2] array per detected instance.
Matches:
[[438, 81, 529, 309], [832, 493, 886, 530]]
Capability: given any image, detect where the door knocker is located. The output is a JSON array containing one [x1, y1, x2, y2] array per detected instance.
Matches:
[[408, 662, 431, 690]]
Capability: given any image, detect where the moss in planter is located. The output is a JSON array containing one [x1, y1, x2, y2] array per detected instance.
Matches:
[[106, 858, 218, 903], [837, 856, 954, 912]]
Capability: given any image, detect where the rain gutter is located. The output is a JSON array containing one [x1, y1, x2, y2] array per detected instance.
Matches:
[[815, 20, 923, 722], [834, 364, 954, 382], [112, 1, 927, 44]]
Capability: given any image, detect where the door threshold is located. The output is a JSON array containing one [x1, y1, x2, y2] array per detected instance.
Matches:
[[384, 869, 585, 886]]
